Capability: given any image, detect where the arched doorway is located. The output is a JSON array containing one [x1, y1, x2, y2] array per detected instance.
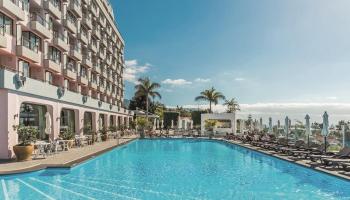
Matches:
[[84, 112, 93, 135], [19, 103, 48, 140]]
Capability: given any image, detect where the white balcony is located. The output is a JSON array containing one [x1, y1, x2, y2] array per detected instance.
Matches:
[[63, 19, 77, 34], [63, 68, 77, 80], [98, 50, 106, 60], [30, 21, 51, 39], [70, 48, 82, 61], [82, 17, 92, 29], [0, 0, 25, 20], [82, 56, 92, 68], [92, 28, 100, 39], [89, 43, 97, 53], [89, 81, 98, 90], [44, 0, 61, 19], [53, 37, 69, 52], [17, 45, 40, 63], [69, 0, 82, 17], [0, 34, 7, 48], [44, 59, 62, 73], [78, 76, 88, 85], [78, 32, 88, 44], [92, 66, 100, 74]]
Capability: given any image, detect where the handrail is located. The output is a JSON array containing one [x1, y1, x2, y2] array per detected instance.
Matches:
[[31, 13, 49, 28]]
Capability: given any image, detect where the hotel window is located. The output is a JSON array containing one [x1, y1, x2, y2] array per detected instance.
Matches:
[[0, 12, 13, 35], [18, 0, 29, 11], [51, 0, 62, 11], [67, 11, 77, 25], [22, 31, 41, 52], [67, 58, 76, 72], [80, 66, 87, 78], [48, 46, 61, 64], [60, 109, 75, 133], [45, 71, 53, 84], [20, 60, 30, 77], [19, 103, 48, 140]]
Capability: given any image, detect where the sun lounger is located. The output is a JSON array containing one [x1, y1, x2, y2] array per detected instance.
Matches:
[[311, 147, 350, 162]]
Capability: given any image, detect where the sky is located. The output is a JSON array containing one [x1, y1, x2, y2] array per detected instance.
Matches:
[[111, 0, 350, 123]]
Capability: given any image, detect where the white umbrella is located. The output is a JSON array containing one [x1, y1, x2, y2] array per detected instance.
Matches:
[[99, 116, 103, 130], [260, 118, 263, 131], [156, 119, 160, 130], [153, 119, 156, 131], [45, 112, 52, 135], [342, 125, 346, 147], [161, 120, 164, 129], [321, 111, 329, 152], [305, 114, 311, 147], [285, 116, 289, 141], [171, 120, 174, 129], [268, 117, 273, 134], [190, 120, 193, 130]]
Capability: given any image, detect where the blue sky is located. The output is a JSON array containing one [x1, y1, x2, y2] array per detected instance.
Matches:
[[111, 0, 350, 123]]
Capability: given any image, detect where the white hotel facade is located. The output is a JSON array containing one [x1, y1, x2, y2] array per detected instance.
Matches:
[[0, 0, 133, 159]]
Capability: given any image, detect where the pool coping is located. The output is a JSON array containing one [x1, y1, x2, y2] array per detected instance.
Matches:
[[213, 138, 350, 182], [0, 137, 137, 175]]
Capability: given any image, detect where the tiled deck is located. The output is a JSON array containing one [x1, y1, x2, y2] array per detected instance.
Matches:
[[0, 136, 138, 175]]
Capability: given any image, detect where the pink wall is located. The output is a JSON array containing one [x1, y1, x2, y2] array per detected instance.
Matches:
[[0, 90, 132, 159]]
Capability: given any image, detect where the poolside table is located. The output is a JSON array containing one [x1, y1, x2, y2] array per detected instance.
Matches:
[[34, 141, 51, 159]]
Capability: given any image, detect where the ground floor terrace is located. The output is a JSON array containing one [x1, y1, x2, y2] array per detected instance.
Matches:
[[0, 69, 134, 159]]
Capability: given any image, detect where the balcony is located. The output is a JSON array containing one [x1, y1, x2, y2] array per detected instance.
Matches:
[[63, 18, 77, 33], [89, 81, 98, 90], [107, 44, 113, 53], [52, 35, 69, 52], [63, 68, 77, 80], [30, 15, 51, 39], [100, 69, 107, 78], [98, 50, 106, 60], [44, 0, 61, 19], [0, 29, 6, 48], [78, 76, 88, 85], [0, 0, 25, 20], [92, 65, 100, 74], [82, 56, 92, 68], [101, 37, 107, 47], [44, 59, 61, 73], [78, 32, 88, 44], [89, 4, 98, 17], [89, 43, 97, 53], [17, 42, 40, 63], [69, 0, 82, 17], [82, 17, 92, 29], [92, 28, 100, 39], [70, 47, 82, 61]]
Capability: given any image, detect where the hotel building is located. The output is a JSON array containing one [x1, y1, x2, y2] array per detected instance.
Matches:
[[0, 0, 133, 159]]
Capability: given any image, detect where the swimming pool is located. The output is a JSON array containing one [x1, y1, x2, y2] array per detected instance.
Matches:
[[1, 139, 350, 200]]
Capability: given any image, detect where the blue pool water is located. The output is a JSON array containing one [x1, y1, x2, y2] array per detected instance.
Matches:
[[1, 139, 350, 200]]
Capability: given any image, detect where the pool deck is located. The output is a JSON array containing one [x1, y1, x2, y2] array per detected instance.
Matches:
[[0, 136, 138, 175], [220, 139, 350, 181]]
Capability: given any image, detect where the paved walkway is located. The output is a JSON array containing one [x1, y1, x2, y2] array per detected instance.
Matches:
[[220, 139, 350, 181], [0, 136, 138, 175]]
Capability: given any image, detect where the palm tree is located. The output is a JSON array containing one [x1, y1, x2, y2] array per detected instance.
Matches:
[[134, 77, 161, 135], [195, 87, 225, 113], [223, 98, 240, 113]]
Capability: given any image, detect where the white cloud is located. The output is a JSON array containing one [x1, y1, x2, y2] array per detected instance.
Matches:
[[194, 78, 211, 83], [327, 96, 338, 100], [176, 102, 350, 124], [123, 59, 151, 84], [235, 78, 245, 81], [162, 79, 192, 86]]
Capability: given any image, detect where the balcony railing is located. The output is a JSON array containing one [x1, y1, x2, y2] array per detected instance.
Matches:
[[22, 37, 39, 53], [49, 0, 61, 10], [31, 13, 50, 29], [66, 63, 77, 72], [13, 0, 29, 11], [52, 31, 67, 42], [0, 25, 5, 36]]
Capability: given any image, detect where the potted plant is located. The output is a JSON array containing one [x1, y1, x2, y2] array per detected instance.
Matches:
[[99, 127, 108, 141], [136, 117, 149, 139], [205, 119, 217, 139], [59, 128, 75, 148], [13, 125, 39, 161]]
